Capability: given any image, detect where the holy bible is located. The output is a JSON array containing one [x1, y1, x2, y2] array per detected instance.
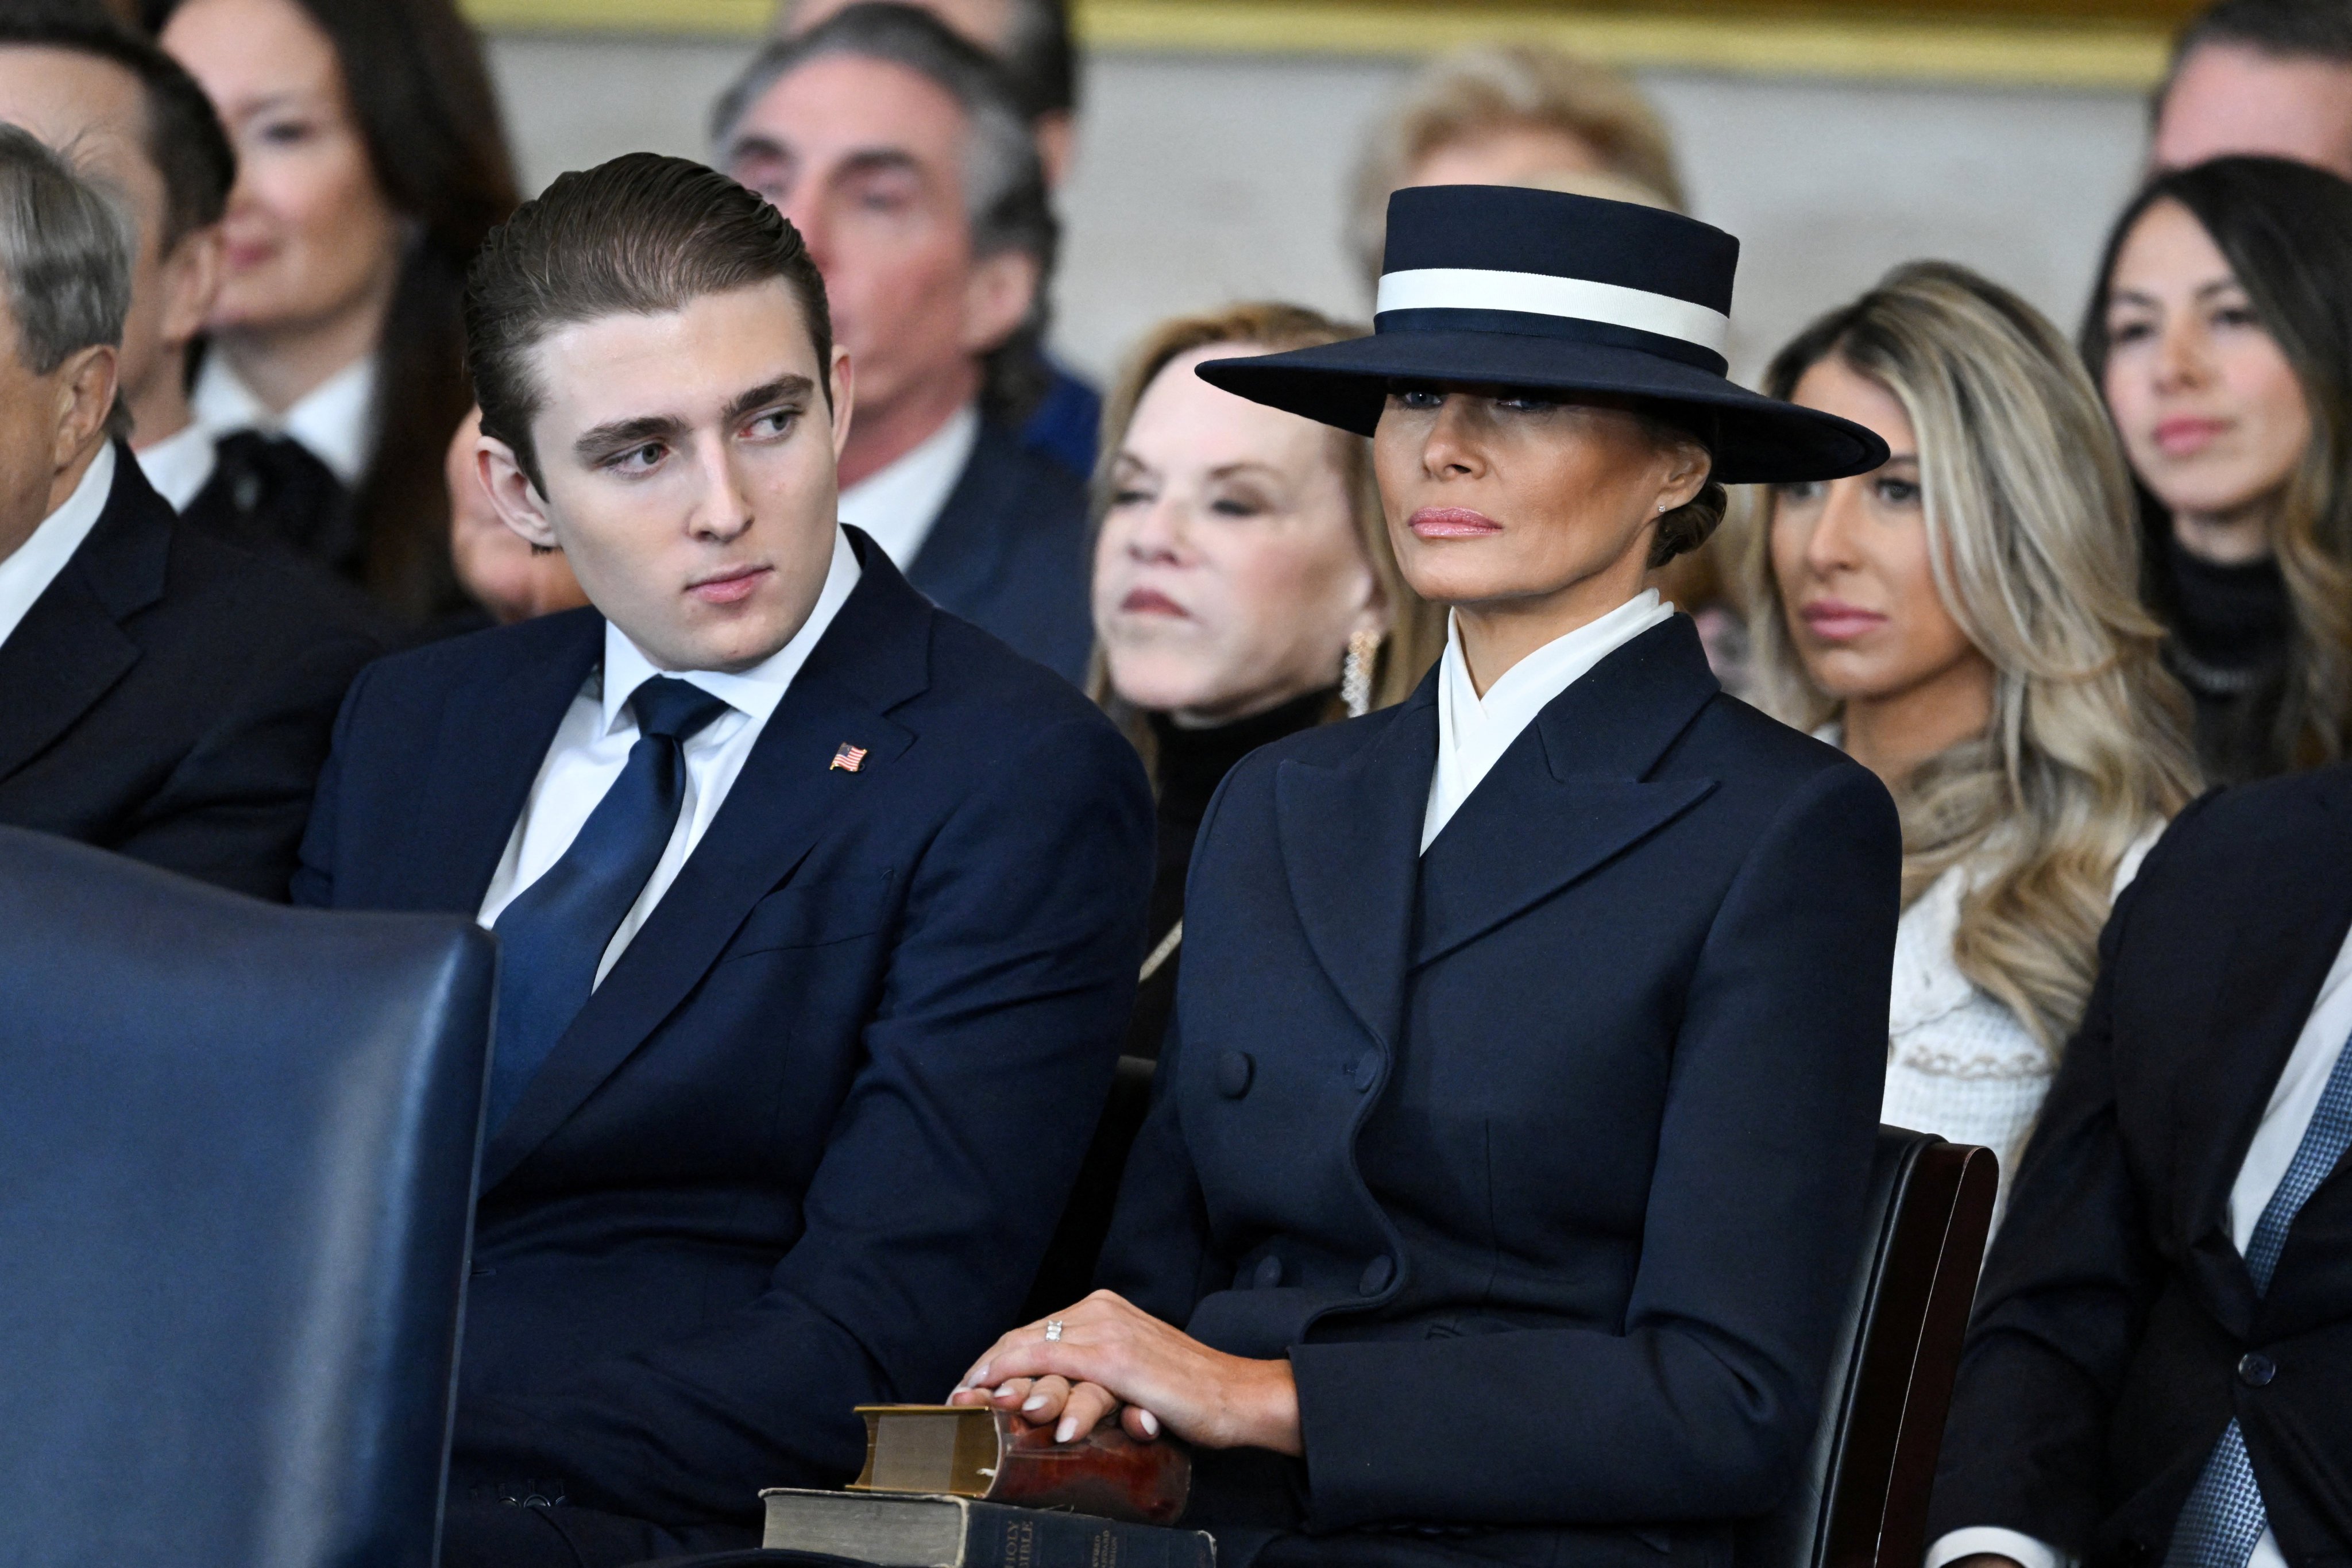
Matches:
[[847, 1404, 1191, 1525], [759, 1490, 1214, 1568]]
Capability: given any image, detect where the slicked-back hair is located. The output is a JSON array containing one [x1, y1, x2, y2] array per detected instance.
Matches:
[[0, 0, 233, 249], [0, 121, 133, 377], [464, 152, 834, 495], [713, 2, 1056, 424]]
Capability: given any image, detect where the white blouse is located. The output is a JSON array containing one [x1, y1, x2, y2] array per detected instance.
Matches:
[[1881, 827, 2160, 1232]]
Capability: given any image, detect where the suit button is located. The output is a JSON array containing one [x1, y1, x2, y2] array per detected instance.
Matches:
[[1215, 1051, 1254, 1098], [1252, 1255, 1283, 1289], [1359, 1256, 1394, 1295], [2238, 1351, 2276, 1387], [1345, 1053, 1380, 1092]]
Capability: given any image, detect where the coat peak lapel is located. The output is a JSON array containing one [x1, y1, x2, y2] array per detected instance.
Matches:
[[477, 551, 933, 1191], [1275, 685, 1436, 1051]]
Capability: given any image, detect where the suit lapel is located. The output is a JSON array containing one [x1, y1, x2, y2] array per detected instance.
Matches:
[[903, 424, 1005, 607], [1416, 616, 1720, 965], [0, 446, 167, 783], [1275, 681, 1436, 1052], [399, 609, 604, 913], [2175, 773, 2352, 1300], [478, 540, 932, 1192]]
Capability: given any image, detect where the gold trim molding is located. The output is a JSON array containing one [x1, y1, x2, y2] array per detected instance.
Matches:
[[462, 0, 2172, 89]]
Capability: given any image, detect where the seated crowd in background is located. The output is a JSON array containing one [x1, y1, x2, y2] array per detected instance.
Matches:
[[0, 0, 2346, 1566]]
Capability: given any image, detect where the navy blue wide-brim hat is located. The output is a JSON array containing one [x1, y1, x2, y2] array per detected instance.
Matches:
[[1196, 185, 1889, 486]]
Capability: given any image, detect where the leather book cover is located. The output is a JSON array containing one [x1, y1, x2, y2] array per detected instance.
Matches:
[[847, 1404, 1191, 1526], [762, 1488, 1215, 1567]]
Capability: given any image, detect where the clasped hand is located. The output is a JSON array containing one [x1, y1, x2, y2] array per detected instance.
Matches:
[[948, 1289, 1302, 1455]]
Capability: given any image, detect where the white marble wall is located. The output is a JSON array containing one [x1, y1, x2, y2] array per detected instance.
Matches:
[[484, 32, 2152, 387]]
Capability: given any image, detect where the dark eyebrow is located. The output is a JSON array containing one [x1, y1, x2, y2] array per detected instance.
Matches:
[[724, 375, 817, 426], [573, 414, 684, 462], [725, 133, 787, 168], [831, 147, 926, 184]]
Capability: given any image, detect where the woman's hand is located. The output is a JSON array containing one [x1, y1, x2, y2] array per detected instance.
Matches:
[[947, 1290, 1301, 1455]]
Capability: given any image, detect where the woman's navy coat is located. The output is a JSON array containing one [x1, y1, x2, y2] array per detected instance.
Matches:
[[1098, 615, 1902, 1562]]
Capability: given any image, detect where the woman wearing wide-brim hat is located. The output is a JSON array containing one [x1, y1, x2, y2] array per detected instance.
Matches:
[[952, 186, 1903, 1566]]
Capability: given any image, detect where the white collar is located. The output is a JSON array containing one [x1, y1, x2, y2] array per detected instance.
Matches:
[[833, 401, 980, 570], [597, 525, 864, 734], [1422, 588, 1674, 852], [0, 443, 117, 650], [191, 352, 379, 486], [132, 421, 218, 512]]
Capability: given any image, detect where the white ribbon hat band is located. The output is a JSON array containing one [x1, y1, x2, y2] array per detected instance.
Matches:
[[1374, 267, 1731, 357]]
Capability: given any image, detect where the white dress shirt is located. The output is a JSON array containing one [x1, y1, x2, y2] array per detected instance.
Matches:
[[132, 421, 218, 512], [0, 443, 115, 650], [475, 526, 862, 985], [1924, 924, 2352, 1568], [1420, 589, 1675, 852], [191, 352, 379, 486], [834, 401, 978, 570]]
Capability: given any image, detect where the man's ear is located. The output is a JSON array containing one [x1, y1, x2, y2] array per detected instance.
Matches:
[[157, 225, 224, 350], [52, 343, 118, 469], [1032, 112, 1076, 190], [826, 344, 855, 460], [477, 434, 562, 552], [959, 247, 1041, 358]]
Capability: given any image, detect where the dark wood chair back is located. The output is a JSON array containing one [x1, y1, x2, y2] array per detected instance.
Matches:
[[1736, 1127, 1998, 1568]]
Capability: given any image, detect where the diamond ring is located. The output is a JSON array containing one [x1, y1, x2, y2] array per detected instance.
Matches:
[[1044, 1319, 1064, 1341]]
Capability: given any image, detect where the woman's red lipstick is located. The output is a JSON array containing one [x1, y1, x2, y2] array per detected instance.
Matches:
[[1409, 507, 1503, 539], [1799, 598, 1886, 641], [1120, 587, 1187, 617]]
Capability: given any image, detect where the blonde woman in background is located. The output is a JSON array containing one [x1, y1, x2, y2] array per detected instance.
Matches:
[[1090, 303, 1445, 1065], [1747, 261, 2201, 1222]]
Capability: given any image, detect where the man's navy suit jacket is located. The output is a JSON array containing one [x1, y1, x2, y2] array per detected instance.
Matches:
[[292, 532, 1153, 1526], [905, 419, 1091, 686], [1099, 616, 1902, 1566]]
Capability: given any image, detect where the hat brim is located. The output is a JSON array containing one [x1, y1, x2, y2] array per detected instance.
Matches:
[[1196, 331, 1887, 485]]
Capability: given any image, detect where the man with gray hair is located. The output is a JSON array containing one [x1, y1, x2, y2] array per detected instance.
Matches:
[[0, 123, 376, 897], [713, 2, 1090, 683]]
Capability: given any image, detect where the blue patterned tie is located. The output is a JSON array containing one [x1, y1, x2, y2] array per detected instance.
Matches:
[[2163, 1033, 2352, 1568], [484, 675, 732, 1132]]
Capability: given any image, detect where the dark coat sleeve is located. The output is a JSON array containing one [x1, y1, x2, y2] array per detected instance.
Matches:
[[1924, 797, 2213, 1554], [447, 713, 1155, 1522], [115, 615, 377, 902], [1285, 762, 1902, 1529], [288, 657, 377, 909]]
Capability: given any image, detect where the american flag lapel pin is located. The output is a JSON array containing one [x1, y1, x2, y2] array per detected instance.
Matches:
[[829, 741, 869, 773]]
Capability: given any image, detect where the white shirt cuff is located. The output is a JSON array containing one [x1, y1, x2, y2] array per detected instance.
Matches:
[[1925, 1527, 2071, 1568]]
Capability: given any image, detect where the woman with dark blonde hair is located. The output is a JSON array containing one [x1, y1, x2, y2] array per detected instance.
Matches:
[[2084, 155, 2352, 782], [1746, 261, 2200, 1219], [1088, 302, 1446, 1062]]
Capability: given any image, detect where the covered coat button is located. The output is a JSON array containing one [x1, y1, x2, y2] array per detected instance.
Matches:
[[1215, 1050, 1254, 1098], [1252, 1255, 1283, 1289], [2238, 1351, 2276, 1387], [1359, 1255, 1395, 1295]]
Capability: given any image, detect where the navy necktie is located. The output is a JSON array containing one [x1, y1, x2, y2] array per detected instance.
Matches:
[[2164, 1032, 2352, 1568], [485, 675, 733, 1132]]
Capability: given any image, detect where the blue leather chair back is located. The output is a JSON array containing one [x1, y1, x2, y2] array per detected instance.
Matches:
[[1736, 1127, 1998, 1568], [0, 828, 495, 1568]]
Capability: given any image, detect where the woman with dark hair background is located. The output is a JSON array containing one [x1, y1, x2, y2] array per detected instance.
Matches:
[[152, 0, 518, 628], [2082, 155, 2352, 783]]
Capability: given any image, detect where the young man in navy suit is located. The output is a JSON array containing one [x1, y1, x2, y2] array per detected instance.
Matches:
[[291, 152, 1153, 1567]]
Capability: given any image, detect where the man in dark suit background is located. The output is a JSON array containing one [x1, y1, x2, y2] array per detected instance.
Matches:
[[1928, 767, 2352, 1568], [0, 122, 375, 899], [714, 3, 1094, 684], [293, 152, 1152, 1565]]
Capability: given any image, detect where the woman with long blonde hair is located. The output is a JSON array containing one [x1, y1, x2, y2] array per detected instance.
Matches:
[[1747, 260, 2200, 1218]]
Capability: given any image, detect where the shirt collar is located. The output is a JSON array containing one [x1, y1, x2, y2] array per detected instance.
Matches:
[[597, 524, 865, 736], [0, 443, 116, 649], [191, 352, 378, 486], [132, 421, 218, 512], [833, 401, 980, 569], [1442, 588, 1669, 739]]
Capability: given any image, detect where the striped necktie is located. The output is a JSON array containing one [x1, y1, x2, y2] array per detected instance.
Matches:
[[2162, 1033, 2352, 1568]]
